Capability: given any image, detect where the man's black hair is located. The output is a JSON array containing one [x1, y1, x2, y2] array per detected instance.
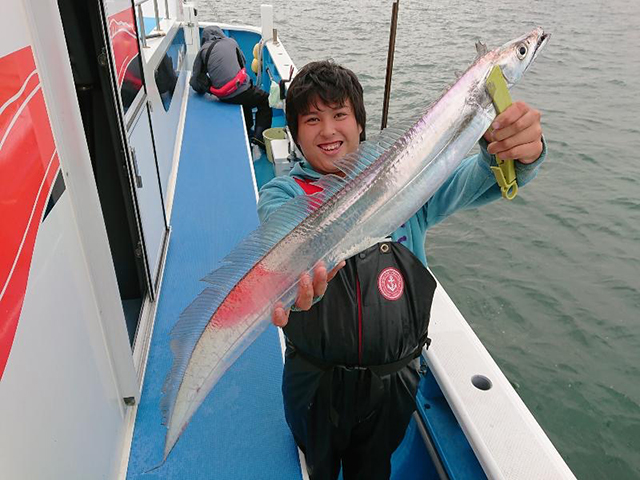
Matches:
[[285, 60, 366, 144]]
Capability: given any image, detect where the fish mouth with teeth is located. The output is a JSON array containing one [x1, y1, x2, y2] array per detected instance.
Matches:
[[532, 30, 550, 62]]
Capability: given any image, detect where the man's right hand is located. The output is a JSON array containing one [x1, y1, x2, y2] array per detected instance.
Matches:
[[272, 260, 346, 327]]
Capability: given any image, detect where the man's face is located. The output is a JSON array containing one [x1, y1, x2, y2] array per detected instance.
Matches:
[[296, 98, 363, 174]]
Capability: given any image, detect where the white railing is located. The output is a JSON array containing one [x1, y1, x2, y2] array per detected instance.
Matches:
[[134, 0, 168, 48]]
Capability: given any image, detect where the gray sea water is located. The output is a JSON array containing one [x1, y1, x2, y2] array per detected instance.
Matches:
[[200, 1, 640, 478]]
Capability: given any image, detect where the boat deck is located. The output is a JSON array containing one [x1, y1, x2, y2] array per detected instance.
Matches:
[[126, 92, 301, 478]]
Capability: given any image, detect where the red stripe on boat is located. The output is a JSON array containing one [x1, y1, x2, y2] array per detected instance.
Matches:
[[0, 47, 60, 379], [108, 8, 141, 89]]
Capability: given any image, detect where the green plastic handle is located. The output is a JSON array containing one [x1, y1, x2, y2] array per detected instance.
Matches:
[[486, 66, 518, 200]]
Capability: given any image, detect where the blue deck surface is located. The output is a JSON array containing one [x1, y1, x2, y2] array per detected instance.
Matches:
[[126, 92, 302, 479], [417, 368, 487, 480], [143, 17, 159, 36]]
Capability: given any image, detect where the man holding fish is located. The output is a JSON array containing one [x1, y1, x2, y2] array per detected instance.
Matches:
[[258, 55, 545, 479]]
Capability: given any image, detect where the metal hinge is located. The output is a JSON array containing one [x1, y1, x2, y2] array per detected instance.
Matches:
[[130, 147, 143, 188], [98, 47, 107, 67]]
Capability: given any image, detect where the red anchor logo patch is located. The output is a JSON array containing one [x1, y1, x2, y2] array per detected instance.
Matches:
[[377, 267, 404, 301]]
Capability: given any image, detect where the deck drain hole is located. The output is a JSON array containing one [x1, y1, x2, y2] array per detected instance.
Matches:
[[471, 374, 493, 391]]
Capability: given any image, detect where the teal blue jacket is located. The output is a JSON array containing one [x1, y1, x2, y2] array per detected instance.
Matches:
[[257, 139, 546, 266]]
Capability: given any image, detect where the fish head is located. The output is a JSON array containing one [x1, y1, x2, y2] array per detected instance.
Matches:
[[494, 27, 550, 86]]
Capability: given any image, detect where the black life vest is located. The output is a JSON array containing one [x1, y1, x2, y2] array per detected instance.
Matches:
[[283, 175, 438, 431], [285, 176, 436, 366]]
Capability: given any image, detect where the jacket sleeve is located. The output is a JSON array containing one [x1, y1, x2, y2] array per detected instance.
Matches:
[[420, 137, 547, 228], [257, 177, 304, 224], [189, 49, 207, 94]]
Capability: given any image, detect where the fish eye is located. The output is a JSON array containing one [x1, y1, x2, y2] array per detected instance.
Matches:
[[517, 44, 528, 60]]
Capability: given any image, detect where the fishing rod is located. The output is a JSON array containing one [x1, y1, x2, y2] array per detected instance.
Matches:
[[381, 0, 400, 130]]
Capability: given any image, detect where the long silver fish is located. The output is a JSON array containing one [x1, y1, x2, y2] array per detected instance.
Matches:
[[160, 27, 549, 460]]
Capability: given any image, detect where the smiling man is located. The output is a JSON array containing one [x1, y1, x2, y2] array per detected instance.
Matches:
[[257, 60, 545, 480]]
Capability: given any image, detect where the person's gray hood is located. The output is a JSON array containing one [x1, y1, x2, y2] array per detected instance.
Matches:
[[201, 26, 226, 45]]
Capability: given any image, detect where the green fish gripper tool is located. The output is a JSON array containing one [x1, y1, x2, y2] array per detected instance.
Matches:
[[486, 66, 518, 200]]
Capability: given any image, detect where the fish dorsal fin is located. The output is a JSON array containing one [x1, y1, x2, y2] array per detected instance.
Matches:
[[160, 175, 349, 428], [334, 122, 413, 180], [475, 41, 488, 57]]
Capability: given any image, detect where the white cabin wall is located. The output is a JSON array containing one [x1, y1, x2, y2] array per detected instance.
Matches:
[[0, 196, 127, 479], [0, 0, 138, 478]]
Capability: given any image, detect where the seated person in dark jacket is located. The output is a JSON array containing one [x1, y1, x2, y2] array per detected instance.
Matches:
[[190, 26, 272, 145]]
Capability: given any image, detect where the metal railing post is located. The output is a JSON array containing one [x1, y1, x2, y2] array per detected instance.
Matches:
[[152, 0, 162, 32], [137, 3, 147, 48], [135, 0, 165, 43]]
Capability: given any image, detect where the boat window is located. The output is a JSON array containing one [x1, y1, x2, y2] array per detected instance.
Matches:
[[106, 5, 145, 115], [155, 27, 186, 111]]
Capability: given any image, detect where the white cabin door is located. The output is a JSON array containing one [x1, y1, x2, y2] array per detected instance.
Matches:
[[127, 101, 167, 295]]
